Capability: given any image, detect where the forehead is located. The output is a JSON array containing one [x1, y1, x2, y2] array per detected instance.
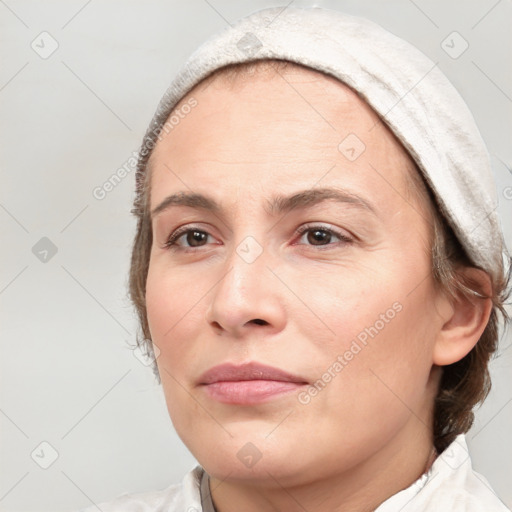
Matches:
[[147, 62, 421, 217]]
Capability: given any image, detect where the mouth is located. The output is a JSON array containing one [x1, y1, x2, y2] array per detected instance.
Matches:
[[198, 362, 309, 405]]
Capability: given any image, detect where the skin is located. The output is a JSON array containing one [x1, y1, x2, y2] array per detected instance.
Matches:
[[145, 63, 491, 512]]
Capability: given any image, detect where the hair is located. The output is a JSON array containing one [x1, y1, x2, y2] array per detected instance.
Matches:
[[128, 59, 511, 454]]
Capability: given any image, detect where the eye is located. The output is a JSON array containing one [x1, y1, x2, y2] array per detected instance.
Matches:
[[295, 224, 353, 248], [163, 226, 215, 251], [162, 223, 353, 253]]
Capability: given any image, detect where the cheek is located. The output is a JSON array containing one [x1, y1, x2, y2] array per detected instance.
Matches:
[[292, 291, 436, 462], [145, 261, 206, 371], [286, 260, 404, 355], [146, 263, 207, 435], [294, 260, 437, 411]]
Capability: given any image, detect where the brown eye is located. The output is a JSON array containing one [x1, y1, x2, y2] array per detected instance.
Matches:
[[164, 228, 213, 250], [185, 230, 208, 247], [296, 224, 353, 248], [307, 229, 333, 245]]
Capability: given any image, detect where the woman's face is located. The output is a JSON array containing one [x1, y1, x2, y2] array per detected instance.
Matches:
[[145, 65, 447, 485]]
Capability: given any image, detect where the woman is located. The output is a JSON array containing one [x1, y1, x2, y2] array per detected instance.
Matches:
[[81, 6, 510, 511]]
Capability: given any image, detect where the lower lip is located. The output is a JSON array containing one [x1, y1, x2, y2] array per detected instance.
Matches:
[[202, 380, 305, 405]]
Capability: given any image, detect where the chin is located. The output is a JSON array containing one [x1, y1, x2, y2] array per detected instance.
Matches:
[[182, 426, 316, 485]]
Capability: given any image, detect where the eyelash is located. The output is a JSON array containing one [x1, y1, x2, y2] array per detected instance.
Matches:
[[162, 223, 353, 252]]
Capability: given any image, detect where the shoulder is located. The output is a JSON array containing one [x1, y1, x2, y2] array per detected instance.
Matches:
[[377, 435, 510, 512], [74, 465, 205, 512]]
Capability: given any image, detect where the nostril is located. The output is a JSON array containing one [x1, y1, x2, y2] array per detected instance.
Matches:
[[251, 319, 268, 325]]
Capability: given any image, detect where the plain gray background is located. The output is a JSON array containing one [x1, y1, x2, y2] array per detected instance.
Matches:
[[1, 1, 511, 511]]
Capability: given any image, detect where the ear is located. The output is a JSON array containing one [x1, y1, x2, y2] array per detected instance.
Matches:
[[433, 267, 493, 366]]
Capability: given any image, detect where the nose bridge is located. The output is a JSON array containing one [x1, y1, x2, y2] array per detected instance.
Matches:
[[232, 235, 267, 296], [216, 233, 270, 311], [205, 232, 283, 333]]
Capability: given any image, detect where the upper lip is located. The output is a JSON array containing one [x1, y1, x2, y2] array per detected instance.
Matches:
[[198, 362, 308, 385]]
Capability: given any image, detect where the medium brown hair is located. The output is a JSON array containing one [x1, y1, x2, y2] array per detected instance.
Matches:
[[128, 60, 511, 454]]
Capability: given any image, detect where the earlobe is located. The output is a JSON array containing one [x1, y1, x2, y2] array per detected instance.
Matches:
[[432, 268, 493, 366]]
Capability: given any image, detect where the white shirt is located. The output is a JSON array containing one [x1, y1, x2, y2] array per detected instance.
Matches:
[[77, 435, 510, 511]]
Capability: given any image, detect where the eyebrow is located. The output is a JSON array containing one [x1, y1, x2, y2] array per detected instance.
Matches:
[[150, 187, 377, 219]]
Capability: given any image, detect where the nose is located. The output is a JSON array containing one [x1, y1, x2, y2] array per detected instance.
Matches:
[[204, 241, 286, 338]]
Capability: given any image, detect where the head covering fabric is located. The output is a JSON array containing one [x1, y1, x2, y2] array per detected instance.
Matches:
[[135, 5, 507, 281]]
